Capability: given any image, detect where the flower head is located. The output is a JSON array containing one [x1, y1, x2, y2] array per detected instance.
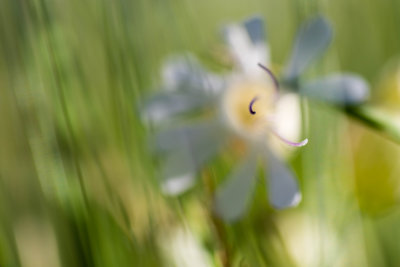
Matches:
[[142, 15, 369, 221]]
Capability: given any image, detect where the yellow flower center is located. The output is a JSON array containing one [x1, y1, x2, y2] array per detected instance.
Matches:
[[222, 81, 275, 138]]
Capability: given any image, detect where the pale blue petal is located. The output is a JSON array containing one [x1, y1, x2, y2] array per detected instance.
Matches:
[[153, 120, 226, 154], [223, 17, 269, 75], [243, 15, 266, 45], [300, 74, 370, 105], [283, 16, 333, 82], [214, 154, 258, 222], [161, 172, 195, 196], [162, 54, 225, 94], [160, 148, 198, 195], [158, 121, 229, 195], [141, 91, 210, 123], [264, 148, 301, 209]]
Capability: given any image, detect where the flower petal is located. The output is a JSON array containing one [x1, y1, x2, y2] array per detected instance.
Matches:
[[157, 121, 229, 195], [162, 54, 225, 94], [160, 148, 197, 196], [274, 93, 302, 141], [244, 16, 270, 65], [263, 148, 301, 209], [153, 120, 227, 154], [214, 154, 258, 221], [283, 16, 333, 82], [300, 74, 370, 105], [244, 15, 265, 44], [160, 143, 224, 195], [161, 172, 196, 196], [223, 16, 269, 77], [141, 91, 210, 124]]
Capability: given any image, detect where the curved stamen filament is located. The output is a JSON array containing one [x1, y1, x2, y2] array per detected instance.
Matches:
[[272, 129, 308, 147], [258, 63, 279, 91], [249, 96, 258, 115]]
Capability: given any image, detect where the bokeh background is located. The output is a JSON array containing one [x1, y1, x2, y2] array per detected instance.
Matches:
[[2, 0, 400, 266]]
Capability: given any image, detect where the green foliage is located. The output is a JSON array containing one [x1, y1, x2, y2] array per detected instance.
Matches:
[[1, 0, 400, 266]]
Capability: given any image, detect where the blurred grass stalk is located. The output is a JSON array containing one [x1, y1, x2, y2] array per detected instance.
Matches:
[[345, 105, 400, 145], [1, 0, 400, 266]]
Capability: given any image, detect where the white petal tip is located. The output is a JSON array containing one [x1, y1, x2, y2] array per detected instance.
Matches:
[[161, 174, 195, 196], [273, 192, 302, 209], [289, 192, 302, 207]]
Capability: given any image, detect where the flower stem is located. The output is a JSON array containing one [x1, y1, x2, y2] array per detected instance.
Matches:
[[342, 105, 400, 144], [202, 170, 232, 267]]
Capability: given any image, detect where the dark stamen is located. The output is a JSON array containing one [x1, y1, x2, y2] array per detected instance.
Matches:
[[258, 63, 279, 90], [249, 96, 258, 115]]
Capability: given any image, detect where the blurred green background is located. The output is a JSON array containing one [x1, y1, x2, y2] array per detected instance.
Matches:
[[1, 0, 400, 266]]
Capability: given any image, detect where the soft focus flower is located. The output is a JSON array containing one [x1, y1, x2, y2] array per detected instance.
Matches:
[[142, 15, 369, 221]]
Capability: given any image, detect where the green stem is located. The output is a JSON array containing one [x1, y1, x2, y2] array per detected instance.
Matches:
[[202, 170, 232, 267], [341, 105, 400, 144]]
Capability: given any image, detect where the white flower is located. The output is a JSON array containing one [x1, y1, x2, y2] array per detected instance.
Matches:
[[142, 15, 369, 221]]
